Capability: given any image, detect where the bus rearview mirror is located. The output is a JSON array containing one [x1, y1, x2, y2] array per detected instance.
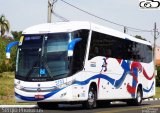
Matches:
[[68, 38, 82, 56], [6, 41, 19, 59]]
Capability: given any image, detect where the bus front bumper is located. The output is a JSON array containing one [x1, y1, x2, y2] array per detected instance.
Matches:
[[15, 85, 75, 103]]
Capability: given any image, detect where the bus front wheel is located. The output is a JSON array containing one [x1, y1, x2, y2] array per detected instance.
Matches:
[[83, 86, 97, 109]]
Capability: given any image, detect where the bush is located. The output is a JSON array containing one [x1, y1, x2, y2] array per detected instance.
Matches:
[[0, 36, 18, 73], [156, 66, 160, 87]]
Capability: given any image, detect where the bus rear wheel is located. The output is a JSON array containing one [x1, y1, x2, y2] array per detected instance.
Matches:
[[127, 87, 142, 106], [83, 86, 97, 109], [134, 87, 142, 106], [37, 102, 58, 109]]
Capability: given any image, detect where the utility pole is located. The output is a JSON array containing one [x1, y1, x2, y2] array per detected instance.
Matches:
[[48, 0, 53, 23], [153, 22, 157, 76], [124, 26, 127, 33]]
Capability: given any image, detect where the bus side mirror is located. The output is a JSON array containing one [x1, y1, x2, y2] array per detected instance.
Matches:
[[68, 38, 82, 57], [6, 41, 19, 59]]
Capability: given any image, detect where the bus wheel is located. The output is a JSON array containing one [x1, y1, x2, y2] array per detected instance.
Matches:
[[134, 87, 142, 106], [127, 87, 142, 106], [37, 102, 58, 109], [83, 86, 97, 109]]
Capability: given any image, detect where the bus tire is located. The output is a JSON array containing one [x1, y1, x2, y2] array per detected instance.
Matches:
[[83, 86, 97, 109], [37, 102, 58, 109], [127, 87, 142, 106], [134, 87, 142, 106]]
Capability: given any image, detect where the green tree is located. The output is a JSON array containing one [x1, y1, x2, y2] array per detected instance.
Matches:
[[0, 15, 10, 37], [135, 35, 147, 41], [156, 66, 160, 87], [0, 35, 17, 73], [11, 31, 22, 41], [0, 36, 10, 72]]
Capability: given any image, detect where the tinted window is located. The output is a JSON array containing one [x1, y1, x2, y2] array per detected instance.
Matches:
[[89, 31, 152, 63], [70, 30, 89, 74], [46, 33, 69, 78]]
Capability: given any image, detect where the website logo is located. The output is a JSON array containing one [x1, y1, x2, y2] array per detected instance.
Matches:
[[139, 0, 160, 9]]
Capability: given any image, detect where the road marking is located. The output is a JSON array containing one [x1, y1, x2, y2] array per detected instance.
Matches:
[[0, 105, 37, 108], [144, 99, 148, 101], [149, 98, 154, 101], [96, 105, 160, 113], [155, 98, 158, 100]]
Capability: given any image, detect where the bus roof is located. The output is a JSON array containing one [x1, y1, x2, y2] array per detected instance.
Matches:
[[22, 21, 151, 46]]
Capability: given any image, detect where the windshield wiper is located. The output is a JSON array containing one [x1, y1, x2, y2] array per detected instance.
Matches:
[[43, 62, 53, 79], [26, 61, 39, 80]]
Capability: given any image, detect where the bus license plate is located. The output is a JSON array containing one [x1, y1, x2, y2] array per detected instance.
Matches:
[[35, 95, 44, 99]]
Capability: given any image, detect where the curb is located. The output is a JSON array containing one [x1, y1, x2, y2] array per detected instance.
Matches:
[[144, 98, 160, 101], [110, 98, 160, 103], [0, 105, 37, 108]]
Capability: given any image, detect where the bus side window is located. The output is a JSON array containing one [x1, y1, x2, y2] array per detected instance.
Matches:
[[89, 46, 99, 59], [70, 30, 89, 74], [89, 31, 152, 63], [106, 50, 111, 57]]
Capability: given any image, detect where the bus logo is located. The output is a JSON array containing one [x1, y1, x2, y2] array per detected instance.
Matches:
[[139, 0, 160, 9], [40, 69, 46, 75], [101, 58, 107, 72]]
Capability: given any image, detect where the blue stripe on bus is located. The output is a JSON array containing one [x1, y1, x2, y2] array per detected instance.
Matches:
[[114, 60, 130, 88], [74, 74, 115, 86], [143, 81, 154, 93], [114, 71, 128, 88], [15, 87, 65, 101]]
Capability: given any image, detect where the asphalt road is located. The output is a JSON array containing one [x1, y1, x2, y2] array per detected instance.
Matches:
[[0, 100, 160, 113]]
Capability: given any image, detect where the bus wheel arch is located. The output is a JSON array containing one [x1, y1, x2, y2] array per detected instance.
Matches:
[[89, 82, 97, 94], [127, 84, 143, 106], [137, 84, 143, 98]]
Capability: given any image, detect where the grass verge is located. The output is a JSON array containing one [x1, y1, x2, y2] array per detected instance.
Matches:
[[0, 72, 35, 105], [154, 87, 160, 98]]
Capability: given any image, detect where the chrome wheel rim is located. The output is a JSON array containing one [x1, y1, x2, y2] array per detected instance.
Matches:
[[88, 91, 95, 104], [137, 91, 141, 103]]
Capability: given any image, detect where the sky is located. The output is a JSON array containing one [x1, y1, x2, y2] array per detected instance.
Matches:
[[0, 0, 160, 46]]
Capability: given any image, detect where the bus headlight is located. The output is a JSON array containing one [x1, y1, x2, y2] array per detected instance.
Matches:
[[15, 84, 24, 90]]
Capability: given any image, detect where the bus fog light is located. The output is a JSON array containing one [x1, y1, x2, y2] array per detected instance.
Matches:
[[15, 84, 24, 90]]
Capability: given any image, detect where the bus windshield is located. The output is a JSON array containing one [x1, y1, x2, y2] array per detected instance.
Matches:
[[16, 33, 70, 81]]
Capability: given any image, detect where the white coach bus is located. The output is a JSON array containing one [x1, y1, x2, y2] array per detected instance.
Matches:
[[7, 21, 155, 109]]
